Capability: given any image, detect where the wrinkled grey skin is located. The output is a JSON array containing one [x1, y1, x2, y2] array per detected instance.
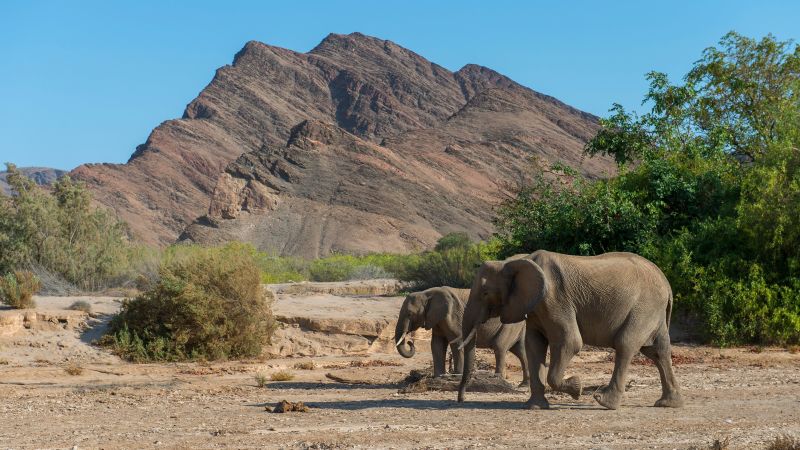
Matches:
[[458, 250, 684, 410], [394, 286, 528, 382]]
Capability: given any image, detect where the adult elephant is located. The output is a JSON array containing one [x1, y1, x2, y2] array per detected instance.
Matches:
[[457, 250, 683, 410], [394, 286, 529, 384]]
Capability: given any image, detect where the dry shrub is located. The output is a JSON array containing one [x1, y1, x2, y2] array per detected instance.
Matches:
[[270, 370, 294, 381], [688, 438, 729, 450], [0, 270, 40, 309], [68, 300, 92, 313], [768, 435, 800, 450], [785, 345, 799, 354], [347, 359, 402, 368], [293, 360, 316, 370], [101, 244, 277, 362], [64, 362, 84, 376]]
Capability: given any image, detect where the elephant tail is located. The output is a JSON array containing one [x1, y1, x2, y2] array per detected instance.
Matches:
[[665, 290, 673, 329]]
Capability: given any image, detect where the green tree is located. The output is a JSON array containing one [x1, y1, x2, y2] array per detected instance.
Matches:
[[497, 32, 800, 345], [0, 163, 138, 290]]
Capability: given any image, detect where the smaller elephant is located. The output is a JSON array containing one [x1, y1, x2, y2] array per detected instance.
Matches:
[[394, 286, 529, 384]]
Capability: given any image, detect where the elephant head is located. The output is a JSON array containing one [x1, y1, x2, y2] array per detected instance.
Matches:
[[394, 288, 453, 358], [457, 255, 546, 402]]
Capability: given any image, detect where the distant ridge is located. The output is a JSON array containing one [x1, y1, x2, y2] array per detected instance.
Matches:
[[0, 167, 66, 195]]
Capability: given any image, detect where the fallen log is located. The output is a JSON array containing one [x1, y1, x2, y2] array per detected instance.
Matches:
[[398, 369, 522, 394]]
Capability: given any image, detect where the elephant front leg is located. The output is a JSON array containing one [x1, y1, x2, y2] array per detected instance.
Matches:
[[546, 332, 583, 400], [431, 334, 447, 377], [524, 330, 549, 410]]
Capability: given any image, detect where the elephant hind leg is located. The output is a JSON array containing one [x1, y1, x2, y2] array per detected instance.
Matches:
[[492, 344, 508, 379], [509, 339, 529, 387], [640, 324, 684, 408], [594, 344, 634, 410], [450, 341, 464, 375], [431, 334, 447, 377]]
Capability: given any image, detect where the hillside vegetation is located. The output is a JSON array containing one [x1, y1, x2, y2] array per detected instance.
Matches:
[[0, 164, 147, 292], [495, 32, 800, 345]]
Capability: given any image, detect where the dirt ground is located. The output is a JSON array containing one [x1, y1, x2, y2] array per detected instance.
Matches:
[[1, 295, 799, 449]]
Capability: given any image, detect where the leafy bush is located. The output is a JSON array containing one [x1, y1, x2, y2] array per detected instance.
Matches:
[[434, 232, 472, 251], [0, 270, 40, 309], [396, 236, 500, 290], [101, 243, 277, 362], [496, 32, 800, 346], [253, 251, 416, 284]]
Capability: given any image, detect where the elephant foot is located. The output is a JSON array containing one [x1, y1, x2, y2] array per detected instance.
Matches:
[[593, 385, 623, 410], [518, 380, 530, 388], [654, 392, 684, 408], [457, 388, 466, 403], [523, 397, 550, 410], [564, 376, 582, 400]]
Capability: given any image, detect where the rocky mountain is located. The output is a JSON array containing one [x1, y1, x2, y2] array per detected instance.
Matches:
[[0, 167, 66, 195], [72, 32, 614, 253]]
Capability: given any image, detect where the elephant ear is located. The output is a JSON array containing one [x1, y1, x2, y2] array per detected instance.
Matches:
[[500, 259, 547, 324], [423, 289, 450, 330]]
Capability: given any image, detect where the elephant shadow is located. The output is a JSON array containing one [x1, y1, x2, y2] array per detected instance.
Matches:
[[296, 398, 606, 411], [262, 381, 401, 391]]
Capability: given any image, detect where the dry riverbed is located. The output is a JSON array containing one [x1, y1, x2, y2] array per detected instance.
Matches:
[[1, 294, 798, 449]]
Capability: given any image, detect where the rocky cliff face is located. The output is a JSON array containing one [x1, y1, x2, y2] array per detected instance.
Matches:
[[72, 32, 614, 252]]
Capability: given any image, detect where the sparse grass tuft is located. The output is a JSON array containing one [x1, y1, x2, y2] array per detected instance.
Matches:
[[786, 345, 800, 354], [767, 435, 800, 450], [254, 371, 269, 388], [0, 270, 40, 309], [68, 300, 92, 313], [64, 362, 84, 376], [293, 361, 315, 370], [269, 370, 294, 382], [0, 358, 9, 365]]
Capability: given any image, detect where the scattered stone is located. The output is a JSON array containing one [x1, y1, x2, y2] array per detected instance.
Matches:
[[273, 400, 310, 413]]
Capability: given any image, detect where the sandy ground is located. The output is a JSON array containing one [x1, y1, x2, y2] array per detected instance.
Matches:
[[1, 296, 799, 449]]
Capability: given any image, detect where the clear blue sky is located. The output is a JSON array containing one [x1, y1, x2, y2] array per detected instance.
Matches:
[[1, 1, 798, 170]]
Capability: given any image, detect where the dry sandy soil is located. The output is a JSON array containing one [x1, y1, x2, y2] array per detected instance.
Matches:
[[1, 290, 798, 449]]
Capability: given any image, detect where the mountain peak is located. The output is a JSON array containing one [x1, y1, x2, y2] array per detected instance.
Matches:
[[73, 32, 611, 249]]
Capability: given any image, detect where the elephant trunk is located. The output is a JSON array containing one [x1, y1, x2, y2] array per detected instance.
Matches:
[[395, 317, 415, 358], [457, 337, 476, 402], [458, 291, 484, 402]]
